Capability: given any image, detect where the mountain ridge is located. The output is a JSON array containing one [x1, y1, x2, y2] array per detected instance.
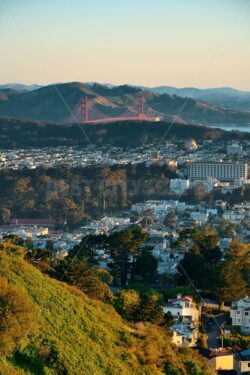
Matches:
[[0, 82, 250, 125]]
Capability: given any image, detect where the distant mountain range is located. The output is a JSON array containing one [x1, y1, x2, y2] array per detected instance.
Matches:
[[0, 82, 250, 125], [138, 85, 250, 112], [0, 83, 42, 91]]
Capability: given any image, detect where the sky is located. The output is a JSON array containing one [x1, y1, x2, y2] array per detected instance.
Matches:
[[0, 0, 250, 90]]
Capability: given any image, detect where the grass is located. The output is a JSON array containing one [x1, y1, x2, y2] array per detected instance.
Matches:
[[0, 243, 217, 375], [0, 248, 149, 375]]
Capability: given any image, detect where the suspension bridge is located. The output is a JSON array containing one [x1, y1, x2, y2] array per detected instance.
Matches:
[[68, 95, 163, 124]]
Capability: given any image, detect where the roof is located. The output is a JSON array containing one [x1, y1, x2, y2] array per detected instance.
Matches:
[[10, 218, 56, 225], [189, 161, 247, 165], [237, 349, 250, 361], [195, 347, 233, 359], [168, 296, 193, 303]]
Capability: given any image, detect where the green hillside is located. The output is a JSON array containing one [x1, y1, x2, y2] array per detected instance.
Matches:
[[0, 241, 215, 375]]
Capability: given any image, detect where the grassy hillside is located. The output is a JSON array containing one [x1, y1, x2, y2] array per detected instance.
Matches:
[[0, 241, 216, 375], [0, 244, 147, 374]]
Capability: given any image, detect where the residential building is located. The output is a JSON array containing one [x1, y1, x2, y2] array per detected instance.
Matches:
[[197, 348, 234, 372], [162, 294, 200, 322], [234, 349, 250, 374], [171, 322, 198, 347], [230, 297, 250, 334]]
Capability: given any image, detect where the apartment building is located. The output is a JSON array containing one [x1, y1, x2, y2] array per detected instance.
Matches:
[[188, 161, 248, 181]]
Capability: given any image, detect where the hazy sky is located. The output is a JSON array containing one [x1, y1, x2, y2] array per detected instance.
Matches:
[[1, 0, 250, 89]]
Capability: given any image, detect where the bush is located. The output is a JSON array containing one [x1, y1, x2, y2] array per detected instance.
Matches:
[[0, 278, 37, 356]]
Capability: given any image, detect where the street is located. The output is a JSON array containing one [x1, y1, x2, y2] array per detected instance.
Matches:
[[205, 313, 227, 348]]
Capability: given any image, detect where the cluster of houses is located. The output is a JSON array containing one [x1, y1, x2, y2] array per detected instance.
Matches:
[[1, 194, 250, 277], [163, 294, 200, 347], [0, 140, 249, 175], [0, 139, 249, 373], [163, 294, 250, 374]]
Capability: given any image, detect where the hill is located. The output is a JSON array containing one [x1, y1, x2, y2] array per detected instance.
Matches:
[[0, 240, 216, 374], [0, 84, 42, 91], [0, 116, 249, 149], [141, 85, 250, 112], [0, 82, 250, 125]]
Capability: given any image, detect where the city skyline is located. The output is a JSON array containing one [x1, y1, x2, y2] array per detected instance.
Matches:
[[1, 0, 250, 90]]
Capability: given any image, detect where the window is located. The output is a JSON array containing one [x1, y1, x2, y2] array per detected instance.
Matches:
[[245, 312, 249, 316], [237, 311, 241, 314]]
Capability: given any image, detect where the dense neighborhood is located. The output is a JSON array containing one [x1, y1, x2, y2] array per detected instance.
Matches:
[[0, 137, 249, 374]]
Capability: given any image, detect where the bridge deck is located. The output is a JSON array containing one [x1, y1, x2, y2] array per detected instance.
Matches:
[[81, 116, 161, 124]]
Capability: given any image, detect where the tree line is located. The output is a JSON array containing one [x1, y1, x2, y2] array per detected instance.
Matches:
[[0, 164, 176, 227]]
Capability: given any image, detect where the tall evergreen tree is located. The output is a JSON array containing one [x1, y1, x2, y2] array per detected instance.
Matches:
[[107, 226, 149, 286]]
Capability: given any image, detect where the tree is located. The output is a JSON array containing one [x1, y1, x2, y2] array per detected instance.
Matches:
[[218, 220, 238, 238], [143, 209, 154, 225], [224, 241, 250, 268], [221, 333, 250, 350], [68, 234, 107, 266], [177, 228, 221, 290], [46, 239, 54, 252], [198, 333, 208, 349], [138, 292, 164, 324], [213, 242, 250, 307], [215, 260, 247, 307], [0, 207, 11, 225], [242, 216, 250, 230], [163, 211, 177, 229], [115, 289, 140, 321], [0, 278, 37, 355], [164, 311, 174, 328], [133, 249, 158, 283], [108, 226, 149, 286], [58, 259, 113, 302], [25, 248, 53, 272]]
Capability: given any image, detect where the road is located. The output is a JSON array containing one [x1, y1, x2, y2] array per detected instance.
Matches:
[[205, 313, 227, 348]]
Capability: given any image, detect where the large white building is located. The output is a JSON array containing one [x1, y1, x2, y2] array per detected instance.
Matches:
[[230, 297, 250, 334], [163, 294, 200, 322], [188, 161, 248, 181]]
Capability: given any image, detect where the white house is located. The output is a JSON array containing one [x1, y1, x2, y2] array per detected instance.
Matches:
[[163, 294, 200, 322], [230, 297, 250, 334]]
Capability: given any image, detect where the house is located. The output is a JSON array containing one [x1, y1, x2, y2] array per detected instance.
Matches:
[[171, 321, 198, 347], [234, 349, 250, 374], [163, 294, 200, 322], [230, 297, 250, 334], [196, 348, 234, 372]]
